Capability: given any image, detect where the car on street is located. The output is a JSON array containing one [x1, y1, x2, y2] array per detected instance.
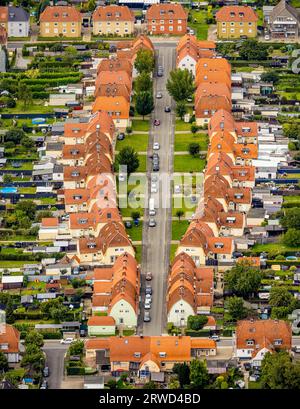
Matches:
[[146, 285, 152, 295], [146, 271, 152, 281], [60, 337, 74, 344], [174, 185, 181, 194], [156, 92, 162, 99], [117, 133, 125, 140], [149, 208, 156, 216], [118, 173, 126, 182], [210, 334, 220, 342], [148, 218, 156, 227], [164, 106, 171, 113], [144, 299, 151, 309], [151, 182, 158, 193], [153, 164, 159, 172], [145, 294, 152, 302], [40, 380, 48, 389], [143, 311, 151, 322], [154, 119, 160, 126], [153, 142, 160, 150], [125, 221, 132, 229], [151, 175, 158, 183], [43, 367, 50, 377]]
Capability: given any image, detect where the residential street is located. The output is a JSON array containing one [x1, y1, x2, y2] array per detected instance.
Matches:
[[43, 341, 67, 389], [139, 44, 176, 336]]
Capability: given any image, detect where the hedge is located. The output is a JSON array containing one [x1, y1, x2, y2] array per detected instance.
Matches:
[[67, 366, 85, 376], [42, 331, 62, 339], [13, 312, 47, 320], [185, 329, 211, 337], [222, 329, 233, 337], [266, 260, 300, 266]]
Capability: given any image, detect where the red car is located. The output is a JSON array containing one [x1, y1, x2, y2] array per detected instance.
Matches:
[[154, 119, 160, 126]]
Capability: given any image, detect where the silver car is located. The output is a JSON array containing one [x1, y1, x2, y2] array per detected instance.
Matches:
[[148, 218, 156, 227]]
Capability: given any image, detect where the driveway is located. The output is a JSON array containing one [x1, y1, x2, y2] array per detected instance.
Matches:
[[139, 44, 176, 336], [43, 341, 68, 389]]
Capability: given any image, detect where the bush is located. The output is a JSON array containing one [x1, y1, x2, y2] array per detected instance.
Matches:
[[222, 329, 233, 337], [185, 329, 210, 337], [42, 331, 62, 339], [66, 366, 85, 376]]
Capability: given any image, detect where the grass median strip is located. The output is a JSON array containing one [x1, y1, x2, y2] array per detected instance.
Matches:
[[116, 133, 148, 152], [174, 155, 206, 173], [174, 133, 208, 152], [132, 120, 150, 132], [172, 220, 190, 241]]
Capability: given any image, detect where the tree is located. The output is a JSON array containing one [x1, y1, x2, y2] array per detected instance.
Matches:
[[64, 46, 78, 65], [86, 0, 96, 12], [131, 211, 140, 220], [25, 330, 44, 348], [143, 381, 158, 389], [225, 261, 262, 298], [167, 68, 194, 102], [21, 344, 45, 373], [187, 315, 208, 331], [283, 228, 300, 247], [135, 72, 152, 93], [176, 209, 184, 221], [176, 101, 187, 120], [115, 146, 139, 176], [107, 379, 117, 389], [283, 123, 300, 142], [134, 49, 155, 74], [226, 296, 247, 321], [135, 91, 154, 119], [281, 208, 300, 229], [260, 351, 300, 389], [168, 376, 180, 389], [191, 124, 198, 134], [189, 359, 209, 389], [4, 129, 26, 144], [3, 174, 13, 183], [15, 200, 36, 220], [188, 142, 200, 157], [269, 286, 295, 308], [0, 351, 8, 372], [69, 340, 84, 356], [239, 39, 268, 61], [173, 362, 190, 388], [18, 82, 32, 110], [260, 71, 280, 84]]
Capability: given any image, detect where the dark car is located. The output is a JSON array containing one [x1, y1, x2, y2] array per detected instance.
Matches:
[[117, 133, 125, 140], [164, 106, 171, 113], [145, 286, 152, 295], [153, 164, 159, 172], [40, 380, 48, 389], [125, 221, 132, 229], [243, 362, 251, 371], [154, 119, 160, 126]]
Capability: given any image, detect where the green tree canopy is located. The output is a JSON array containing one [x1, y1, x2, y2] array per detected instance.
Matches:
[[134, 49, 155, 74], [135, 91, 154, 119], [260, 71, 280, 84], [225, 261, 262, 298], [4, 129, 26, 144], [167, 68, 194, 102], [25, 330, 44, 348], [283, 228, 300, 247], [260, 351, 300, 389], [189, 359, 209, 389], [187, 315, 208, 331], [173, 362, 190, 388], [115, 146, 139, 176], [176, 101, 187, 120], [281, 208, 300, 229], [135, 72, 152, 93], [226, 296, 247, 321], [269, 286, 295, 308], [0, 351, 8, 372], [69, 340, 84, 356], [239, 39, 268, 61], [188, 142, 200, 157]]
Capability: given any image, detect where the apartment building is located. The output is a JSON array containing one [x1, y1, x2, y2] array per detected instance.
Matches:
[[267, 0, 300, 39], [146, 4, 187, 35], [0, 6, 29, 37], [216, 5, 258, 39], [40, 5, 82, 38], [92, 5, 135, 36]]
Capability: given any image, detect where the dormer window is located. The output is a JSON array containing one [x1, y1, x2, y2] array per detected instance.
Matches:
[[246, 339, 254, 346], [71, 171, 79, 177], [230, 12, 235, 17], [239, 12, 244, 17], [226, 217, 236, 224], [134, 352, 141, 358], [71, 150, 79, 155], [88, 242, 96, 249], [274, 339, 282, 346], [242, 148, 250, 154], [79, 218, 88, 224], [215, 242, 224, 249], [73, 195, 82, 200], [234, 193, 243, 199], [159, 352, 166, 358]]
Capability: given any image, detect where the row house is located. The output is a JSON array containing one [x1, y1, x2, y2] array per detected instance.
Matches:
[[0, 6, 29, 38], [146, 4, 187, 36], [117, 34, 154, 78], [92, 5, 135, 37], [85, 335, 216, 377], [176, 34, 216, 76], [88, 252, 139, 328], [166, 252, 214, 327], [40, 5, 82, 38]]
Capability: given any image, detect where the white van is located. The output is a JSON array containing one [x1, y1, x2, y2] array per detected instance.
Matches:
[[149, 197, 156, 216]]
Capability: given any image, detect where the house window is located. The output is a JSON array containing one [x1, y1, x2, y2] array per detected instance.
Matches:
[[246, 340, 254, 346], [169, 26, 173, 31], [160, 26, 164, 31], [274, 339, 282, 346], [178, 26, 182, 31]]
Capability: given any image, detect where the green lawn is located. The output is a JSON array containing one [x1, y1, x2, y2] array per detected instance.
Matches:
[[283, 196, 300, 204], [175, 120, 191, 132], [172, 220, 190, 241], [5, 162, 34, 171], [116, 133, 148, 152], [248, 381, 261, 389], [18, 187, 36, 194], [137, 155, 147, 172], [174, 133, 208, 152], [134, 245, 142, 264], [0, 260, 35, 267], [170, 243, 178, 262], [172, 198, 197, 217], [132, 120, 150, 132], [174, 155, 206, 173], [38, 197, 57, 205], [251, 243, 300, 253], [120, 206, 144, 218], [189, 9, 209, 40], [126, 223, 143, 242], [0, 101, 57, 114]]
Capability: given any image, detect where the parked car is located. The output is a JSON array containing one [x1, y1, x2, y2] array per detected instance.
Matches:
[[144, 300, 151, 309], [43, 367, 49, 377], [148, 218, 156, 227], [243, 362, 251, 371], [156, 92, 162, 99], [145, 285, 152, 295], [118, 173, 126, 182], [151, 175, 158, 183], [153, 164, 159, 172], [210, 334, 220, 342], [60, 337, 74, 344], [144, 311, 151, 322], [40, 380, 48, 389], [125, 221, 132, 229], [154, 119, 160, 126], [153, 142, 160, 150], [164, 106, 171, 113], [145, 294, 152, 302], [146, 271, 152, 281], [151, 183, 158, 193]]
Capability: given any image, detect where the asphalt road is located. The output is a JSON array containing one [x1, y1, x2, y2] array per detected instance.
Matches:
[[139, 44, 176, 336], [43, 341, 68, 389]]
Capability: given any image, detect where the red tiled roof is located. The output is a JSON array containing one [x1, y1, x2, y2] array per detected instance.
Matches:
[[216, 6, 258, 22]]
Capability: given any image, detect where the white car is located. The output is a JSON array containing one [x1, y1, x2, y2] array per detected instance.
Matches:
[[144, 300, 151, 309], [156, 92, 162, 99], [60, 338, 74, 344], [151, 182, 158, 193], [174, 185, 181, 194], [153, 142, 160, 150], [145, 294, 152, 302], [118, 173, 126, 182], [151, 175, 158, 183]]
